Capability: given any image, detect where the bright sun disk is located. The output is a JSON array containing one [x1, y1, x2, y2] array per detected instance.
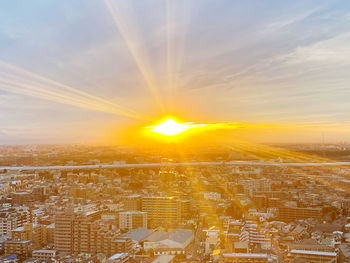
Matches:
[[146, 118, 243, 137], [148, 119, 193, 136]]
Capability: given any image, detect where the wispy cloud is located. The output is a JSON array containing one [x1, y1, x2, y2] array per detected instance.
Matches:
[[262, 7, 321, 34], [281, 32, 350, 65]]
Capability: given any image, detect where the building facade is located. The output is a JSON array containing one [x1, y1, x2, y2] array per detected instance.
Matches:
[[142, 197, 181, 228], [119, 211, 147, 231]]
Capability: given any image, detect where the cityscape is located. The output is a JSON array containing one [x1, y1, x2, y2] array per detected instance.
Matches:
[[0, 144, 350, 262], [1, 0, 350, 263]]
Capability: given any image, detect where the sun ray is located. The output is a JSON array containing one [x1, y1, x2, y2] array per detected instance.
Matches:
[[0, 81, 138, 119], [166, 0, 174, 107], [219, 137, 350, 194], [0, 61, 148, 120], [0, 61, 143, 116], [104, 0, 165, 112], [224, 142, 335, 194], [165, 0, 192, 109]]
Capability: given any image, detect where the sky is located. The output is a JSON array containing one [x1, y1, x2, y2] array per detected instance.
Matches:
[[0, 0, 350, 144]]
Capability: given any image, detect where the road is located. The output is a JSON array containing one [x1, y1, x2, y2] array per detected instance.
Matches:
[[1, 160, 350, 171]]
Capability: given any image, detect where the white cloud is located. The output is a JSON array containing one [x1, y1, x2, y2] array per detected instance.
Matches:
[[281, 32, 350, 65]]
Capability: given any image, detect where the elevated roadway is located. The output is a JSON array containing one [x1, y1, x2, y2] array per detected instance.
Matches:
[[1, 160, 350, 171]]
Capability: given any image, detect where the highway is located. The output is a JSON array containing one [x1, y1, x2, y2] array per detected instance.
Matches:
[[1, 160, 350, 171]]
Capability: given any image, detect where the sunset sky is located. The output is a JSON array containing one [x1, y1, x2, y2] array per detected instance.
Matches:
[[1, 0, 350, 144]]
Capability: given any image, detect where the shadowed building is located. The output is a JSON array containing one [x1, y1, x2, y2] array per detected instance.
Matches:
[[119, 211, 147, 231], [142, 197, 181, 228], [123, 194, 142, 211], [54, 210, 132, 257]]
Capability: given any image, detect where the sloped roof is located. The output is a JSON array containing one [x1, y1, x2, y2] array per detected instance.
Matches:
[[144, 231, 168, 242], [122, 228, 153, 242], [144, 229, 194, 245], [152, 255, 175, 263], [166, 229, 193, 244]]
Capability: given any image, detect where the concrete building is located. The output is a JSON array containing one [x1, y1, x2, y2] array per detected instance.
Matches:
[[54, 211, 76, 253], [279, 207, 322, 221], [90, 221, 131, 257], [0, 207, 32, 236], [31, 186, 47, 202], [123, 194, 142, 211], [239, 222, 269, 246], [287, 249, 337, 263], [239, 179, 271, 196], [112, 237, 133, 255], [203, 228, 220, 255], [227, 221, 245, 243], [222, 253, 269, 263], [55, 210, 132, 257], [10, 223, 48, 249], [32, 250, 56, 260], [142, 197, 181, 228], [4, 240, 31, 257], [54, 210, 100, 254], [10, 192, 32, 205], [119, 211, 147, 231]]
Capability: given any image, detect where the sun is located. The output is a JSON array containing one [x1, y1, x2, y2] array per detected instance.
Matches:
[[145, 118, 242, 139], [148, 118, 194, 136]]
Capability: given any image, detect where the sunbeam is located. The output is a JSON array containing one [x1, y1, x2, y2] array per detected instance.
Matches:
[[104, 0, 165, 111], [165, 0, 191, 109], [0, 61, 147, 120]]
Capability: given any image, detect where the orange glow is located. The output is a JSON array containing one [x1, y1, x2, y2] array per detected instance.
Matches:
[[147, 118, 204, 136], [144, 117, 248, 140], [106, 118, 297, 146]]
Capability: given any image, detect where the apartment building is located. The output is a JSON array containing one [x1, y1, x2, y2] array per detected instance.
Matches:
[[278, 207, 322, 221], [54, 210, 132, 257], [287, 249, 337, 263], [142, 197, 181, 228], [119, 211, 147, 231]]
